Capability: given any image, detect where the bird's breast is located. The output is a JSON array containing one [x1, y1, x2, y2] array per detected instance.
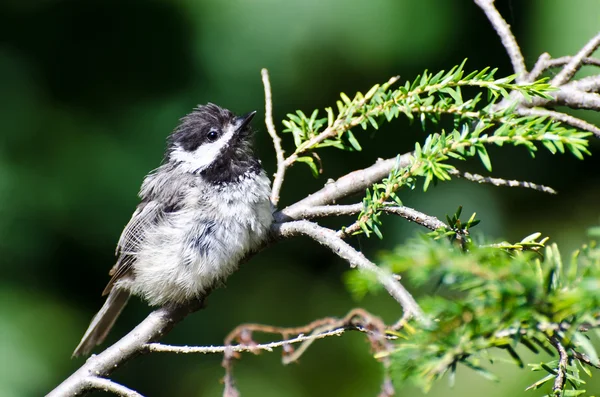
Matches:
[[129, 170, 273, 306]]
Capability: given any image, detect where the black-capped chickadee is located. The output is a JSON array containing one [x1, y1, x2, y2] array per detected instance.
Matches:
[[73, 104, 273, 357]]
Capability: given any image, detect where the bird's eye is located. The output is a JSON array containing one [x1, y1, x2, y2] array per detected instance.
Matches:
[[207, 129, 219, 142]]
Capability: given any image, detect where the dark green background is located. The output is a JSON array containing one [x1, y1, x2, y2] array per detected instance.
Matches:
[[1, 0, 599, 396]]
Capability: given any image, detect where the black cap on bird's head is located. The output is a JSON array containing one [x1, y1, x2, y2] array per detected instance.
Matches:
[[167, 103, 260, 182]]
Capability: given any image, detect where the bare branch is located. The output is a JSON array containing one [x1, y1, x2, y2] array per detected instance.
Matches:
[[274, 220, 428, 323], [148, 308, 393, 365], [291, 203, 364, 218], [526, 52, 552, 83], [547, 56, 600, 69], [527, 53, 600, 82], [515, 107, 600, 139], [147, 327, 346, 355], [567, 74, 600, 92], [261, 68, 286, 206], [527, 86, 600, 110], [474, 0, 527, 81], [86, 378, 144, 397], [448, 169, 558, 194], [277, 154, 413, 221], [552, 32, 600, 86], [47, 299, 206, 397], [332, 204, 450, 238]]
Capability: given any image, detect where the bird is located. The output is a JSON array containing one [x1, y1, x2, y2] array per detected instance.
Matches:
[[73, 103, 273, 357]]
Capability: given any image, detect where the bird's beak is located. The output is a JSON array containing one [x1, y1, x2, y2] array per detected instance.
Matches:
[[236, 111, 256, 132]]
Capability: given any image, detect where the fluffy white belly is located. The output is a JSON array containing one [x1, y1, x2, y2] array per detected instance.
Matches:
[[124, 172, 272, 305]]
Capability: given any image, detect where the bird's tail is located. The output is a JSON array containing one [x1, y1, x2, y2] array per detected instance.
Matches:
[[72, 288, 131, 357]]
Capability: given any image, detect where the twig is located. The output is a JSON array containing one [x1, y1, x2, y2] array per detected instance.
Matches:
[[448, 169, 558, 194], [290, 203, 364, 218], [222, 308, 390, 365], [527, 54, 600, 82], [334, 204, 450, 238], [567, 74, 600, 93], [515, 107, 600, 139], [86, 378, 144, 397], [527, 86, 600, 110], [274, 220, 427, 323], [547, 56, 600, 69], [277, 154, 413, 221], [552, 32, 600, 86], [147, 327, 346, 355], [261, 68, 286, 206], [214, 309, 394, 395], [292, 203, 448, 232], [572, 350, 600, 369], [526, 53, 552, 82], [474, 0, 527, 81], [549, 336, 569, 394]]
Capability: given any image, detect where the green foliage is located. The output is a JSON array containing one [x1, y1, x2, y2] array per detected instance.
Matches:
[[346, 226, 600, 396], [282, 61, 591, 238]]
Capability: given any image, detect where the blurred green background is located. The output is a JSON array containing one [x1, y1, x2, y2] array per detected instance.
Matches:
[[1, 0, 599, 396]]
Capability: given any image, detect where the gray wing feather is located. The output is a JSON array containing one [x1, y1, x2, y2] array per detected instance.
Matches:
[[103, 200, 163, 295]]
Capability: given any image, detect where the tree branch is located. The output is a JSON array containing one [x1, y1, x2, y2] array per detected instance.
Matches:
[[527, 86, 600, 110], [551, 32, 600, 86], [448, 169, 558, 194], [474, 0, 527, 80], [515, 107, 600, 139], [47, 300, 206, 397], [289, 203, 450, 233], [567, 74, 600, 93], [529, 54, 600, 82], [86, 378, 144, 397], [336, 204, 451, 238], [261, 68, 286, 206], [277, 154, 413, 221], [274, 220, 427, 323], [526, 52, 552, 83]]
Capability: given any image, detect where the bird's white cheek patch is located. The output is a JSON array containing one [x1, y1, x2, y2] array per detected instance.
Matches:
[[171, 125, 236, 173]]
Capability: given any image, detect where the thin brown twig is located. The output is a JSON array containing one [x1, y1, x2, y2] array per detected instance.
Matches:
[[261, 68, 286, 206], [552, 32, 600, 86], [216, 309, 393, 395], [474, 0, 527, 81], [225, 309, 390, 364], [448, 169, 558, 194]]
